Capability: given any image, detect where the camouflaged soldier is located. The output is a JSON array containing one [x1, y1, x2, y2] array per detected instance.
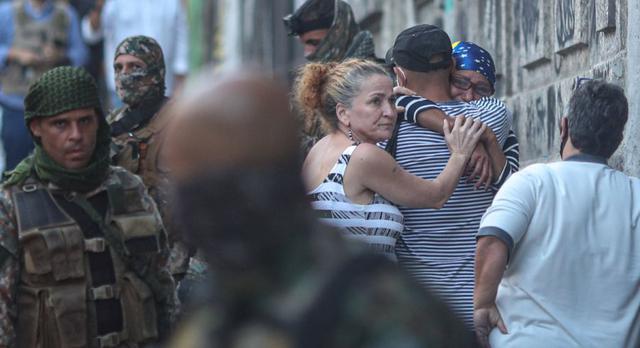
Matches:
[[284, 0, 380, 156], [165, 72, 477, 348], [0, 66, 177, 348], [107, 35, 191, 280]]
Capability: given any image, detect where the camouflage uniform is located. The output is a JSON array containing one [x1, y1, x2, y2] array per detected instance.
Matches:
[[109, 36, 191, 279], [285, 0, 379, 156], [0, 66, 177, 348], [0, 167, 178, 347]]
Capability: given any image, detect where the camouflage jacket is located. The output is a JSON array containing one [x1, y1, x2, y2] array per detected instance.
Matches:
[[108, 101, 192, 277], [169, 226, 476, 348], [0, 167, 178, 347]]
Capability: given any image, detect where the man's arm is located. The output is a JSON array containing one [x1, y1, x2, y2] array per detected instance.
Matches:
[[0, 257, 18, 348], [0, 190, 20, 348], [474, 168, 539, 347], [137, 183, 179, 338], [474, 236, 509, 348], [0, 4, 15, 70], [398, 94, 506, 189], [80, 0, 105, 45], [64, 6, 89, 67], [491, 131, 520, 190]]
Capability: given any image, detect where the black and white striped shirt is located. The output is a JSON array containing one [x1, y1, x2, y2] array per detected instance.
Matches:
[[309, 145, 405, 261], [392, 95, 511, 326]]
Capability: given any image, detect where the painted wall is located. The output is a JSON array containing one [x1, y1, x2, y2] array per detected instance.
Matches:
[[348, 0, 634, 172]]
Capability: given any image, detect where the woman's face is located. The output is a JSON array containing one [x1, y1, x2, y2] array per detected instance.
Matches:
[[342, 74, 396, 144], [450, 69, 493, 102]]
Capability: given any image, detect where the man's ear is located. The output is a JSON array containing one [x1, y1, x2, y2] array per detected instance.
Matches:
[[393, 67, 406, 87], [336, 103, 350, 127], [559, 117, 569, 139], [450, 57, 457, 74], [28, 118, 41, 137]]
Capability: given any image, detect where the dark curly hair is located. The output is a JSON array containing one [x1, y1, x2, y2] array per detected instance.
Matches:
[[567, 80, 628, 158]]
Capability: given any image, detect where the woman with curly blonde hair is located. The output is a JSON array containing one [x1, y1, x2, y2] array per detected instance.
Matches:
[[296, 59, 485, 260]]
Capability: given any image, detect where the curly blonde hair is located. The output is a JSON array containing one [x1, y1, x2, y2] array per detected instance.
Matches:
[[293, 59, 390, 132]]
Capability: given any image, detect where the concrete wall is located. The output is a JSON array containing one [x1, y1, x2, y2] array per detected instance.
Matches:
[[210, 0, 301, 81]]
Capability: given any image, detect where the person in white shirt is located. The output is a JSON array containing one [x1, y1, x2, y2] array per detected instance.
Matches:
[[474, 80, 640, 348], [81, 0, 188, 107]]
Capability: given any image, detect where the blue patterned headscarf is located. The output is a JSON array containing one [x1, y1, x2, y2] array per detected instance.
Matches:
[[452, 41, 496, 89]]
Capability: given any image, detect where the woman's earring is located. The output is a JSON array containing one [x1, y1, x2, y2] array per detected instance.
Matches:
[[348, 128, 360, 145]]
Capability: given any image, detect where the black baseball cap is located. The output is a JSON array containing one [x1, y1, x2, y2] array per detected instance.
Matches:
[[384, 47, 395, 67], [392, 24, 452, 72], [283, 0, 334, 36]]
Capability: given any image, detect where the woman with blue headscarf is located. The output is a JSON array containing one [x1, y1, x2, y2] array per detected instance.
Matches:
[[391, 40, 519, 190], [449, 41, 519, 186], [450, 41, 496, 101]]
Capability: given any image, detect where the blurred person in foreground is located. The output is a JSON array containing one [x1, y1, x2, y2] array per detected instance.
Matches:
[[107, 35, 193, 287], [296, 59, 484, 261], [474, 81, 640, 347], [165, 71, 476, 348], [284, 0, 378, 157], [0, 0, 88, 170], [0, 66, 176, 347]]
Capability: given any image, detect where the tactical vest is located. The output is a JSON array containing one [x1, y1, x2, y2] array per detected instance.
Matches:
[[11, 170, 164, 348], [0, 1, 69, 95], [108, 105, 171, 202]]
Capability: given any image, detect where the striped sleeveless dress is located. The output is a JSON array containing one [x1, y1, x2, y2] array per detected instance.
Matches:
[[308, 145, 404, 261]]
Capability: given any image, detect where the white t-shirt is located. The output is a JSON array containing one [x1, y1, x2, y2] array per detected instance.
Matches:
[[479, 154, 640, 347], [81, 0, 189, 94]]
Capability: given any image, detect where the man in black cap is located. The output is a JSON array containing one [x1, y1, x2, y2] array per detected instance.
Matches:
[[386, 24, 512, 328]]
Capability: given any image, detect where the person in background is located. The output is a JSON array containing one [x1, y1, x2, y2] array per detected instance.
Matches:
[[68, 0, 104, 80], [81, 0, 188, 109], [0, 0, 88, 170], [0, 66, 176, 348], [283, 0, 377, 62], [107, 35, 195, 300], [107, 35, 192, 289], [164, 70, 477, 348], [284, 0, 379, 156], [474, 80, 640, 347], [296, 59, 484, 260]]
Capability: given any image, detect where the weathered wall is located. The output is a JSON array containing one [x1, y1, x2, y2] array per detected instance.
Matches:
[[347, 0, 635, 172], [210, 0, 637, 173], [215, 0, 301, 80]]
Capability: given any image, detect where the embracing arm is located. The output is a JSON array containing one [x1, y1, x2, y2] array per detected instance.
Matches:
[[353, 117, 483, 208], [400, 94, 507, 189], [481, 130, 507, 184], [492, 131, 520, 190]]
